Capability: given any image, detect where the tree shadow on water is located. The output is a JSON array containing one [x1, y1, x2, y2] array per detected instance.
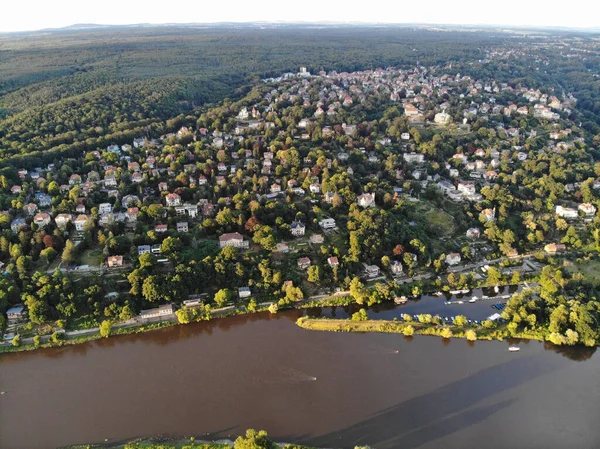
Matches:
[[301, 354, 563, 449]]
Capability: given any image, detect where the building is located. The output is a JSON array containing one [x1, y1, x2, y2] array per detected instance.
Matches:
[[55, 214, 72, 229], [446, 253, 462, 266], [176, 222, 189, 232], [6, 305, 27, 321], [403, 153, 425, 164], [238, 287, 251, 298], [578, 203, 597, 217], [74, 215, 88, 231], [297, 257, 311, 270], [357, 192, 376, 208], [556, 205, 578, 219], [107, 255, 124, 267], [466, 228, 480, 239], [290, 221, 306, 237], [165, 193, 181, 207], [544, 243, 566, 254], [138, 245, 151, 255], [434, 112, 452, 124], [391, 261, 403, 275], [327, 256, 339, 267], [319, 218, 336, 230], [364, 264, 380, 277], [219, 232, 249, 249], [98, 203, 113, 215], [32, 212, 51, 227], [139, 304, 174, 320]]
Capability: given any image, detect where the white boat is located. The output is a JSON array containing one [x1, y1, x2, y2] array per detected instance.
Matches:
[[472, 295, 479, 300], [460, 289, 470, 294], [508, 346, 520, 352], [449, 290, 461, 295], [469, 299, 476, 303], [434, 291, 443, 296], [494, 285, 500, 293], [457, 301, 464, 304]]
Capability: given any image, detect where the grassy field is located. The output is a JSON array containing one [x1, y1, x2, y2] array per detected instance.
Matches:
[[421, 205, 456, 237], [563, 259, 600, 283], [77, 248, 104, 266]]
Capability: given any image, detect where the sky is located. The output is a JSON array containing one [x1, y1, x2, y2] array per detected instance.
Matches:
[[1, 0, 599, 33]]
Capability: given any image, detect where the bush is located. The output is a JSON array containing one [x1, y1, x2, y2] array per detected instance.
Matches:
[[351, 308, 368, 321], [100, 320, 112, 338], [402, 324, 414, 336], [11, 334, 21, 347], [441, 327, 453, 339], [465, 329, 477, 341], [33, 335, 41, 347]]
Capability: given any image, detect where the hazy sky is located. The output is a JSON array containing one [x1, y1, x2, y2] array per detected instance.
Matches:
[[1, 0, 599, 32]]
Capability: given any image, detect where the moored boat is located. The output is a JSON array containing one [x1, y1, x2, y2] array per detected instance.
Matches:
[[508, 346, 520, 352]]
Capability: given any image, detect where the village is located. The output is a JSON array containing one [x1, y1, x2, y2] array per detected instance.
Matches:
[[1, 61, 598, 343]]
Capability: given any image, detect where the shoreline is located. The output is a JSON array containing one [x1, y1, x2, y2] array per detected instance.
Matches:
[[295, 316, 558, 345]]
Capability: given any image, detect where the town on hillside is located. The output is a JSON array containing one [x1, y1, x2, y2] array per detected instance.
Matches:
[[1, 59, 599, 347]]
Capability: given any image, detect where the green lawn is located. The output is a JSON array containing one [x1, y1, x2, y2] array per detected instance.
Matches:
[[564, 259, 600, 283], [77, 248, 104, 266], [422, 206, 456, 237]]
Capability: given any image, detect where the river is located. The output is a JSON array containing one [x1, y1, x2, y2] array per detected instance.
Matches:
[[1, 309, 599, 449]]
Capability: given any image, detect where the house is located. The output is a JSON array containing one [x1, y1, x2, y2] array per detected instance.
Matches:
[[35, 193, 52, 207], [69, 174, 82, 185], [481, 208, 496, 222], [98, 203, 113, 215], [155, 224, 168, 233], [107, 255, 124, 267], [11, 185, 22, 195], [126, 208, 139, 222], [55, 214, 72, 229], [391, 261, 403, 275], [33, 212, 51, 227], [578, 203, 597, 217], [357, 192, 376, 208], [403, 153, 425, 164], [556, 205, 578, 219], [319, 218, 336, 230], [446, 253, 462, 266], [76, 203, 86, 214], [434, 112, 451, 124], [309, 183, 321, 194], [466, 228, 480, 239], [151, 244, 162, 254], [364, 264, 380, 277], [165, 193, 181, 207], [7, 305, 27, 321], [138, 245, 151, 255], [158, 182, 168, 192], [238, 287, 251, 298], [23, 203, 38, 216], [271, 184, 282, 194], [297, 257, 311, 270], [291, 221, 306, 237], [139, 304, 174, 320], [544, 243, 567, 254], [74, 214, 88, 231], [404, 103, 420, 116], [401, 132, 411, 140], [104, 175, 117, 187], [327, 256, 339, 267], [219, 232, 249, 249], [10, 218, 27, 233], [176, 222, 189, 232]]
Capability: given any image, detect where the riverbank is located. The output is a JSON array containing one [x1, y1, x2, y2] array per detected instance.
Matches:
[[295, 316, 550, 344], [61, 433, 320, 449]]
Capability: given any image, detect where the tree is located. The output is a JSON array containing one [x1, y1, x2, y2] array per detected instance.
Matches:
[[402, 324, 414, 336], [349, 276, 366, 304], [214, 288, 232, 307], [33, 335, 41, 347], [307, 265, 321, 284], [139, 252, 156, 269], [453, 315, 467, 327], [99, 320, 112, 338], [352, 308, 368, 321], [61, 239, 77, 264], [11, 334, 21, 347], [268, 303, 279, 314], [142, 275, 162, 302], [465, 329, 477, 341], [441, 327, 453, 339], [234, 429, 277, 449]]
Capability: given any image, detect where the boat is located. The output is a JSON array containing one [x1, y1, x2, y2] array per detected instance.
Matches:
[[508, 346, 520, 352], [459, 289, 470, 294], [449, 290, 461, 295], [471, 295, 479, 300], [434, 291, 443, 297], [469, 299, 476, 303], [494, 285, 500, 293], [457, 301, 464, 304]]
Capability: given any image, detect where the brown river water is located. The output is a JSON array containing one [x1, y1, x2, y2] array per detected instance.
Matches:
[[1, 309, 599, 449]]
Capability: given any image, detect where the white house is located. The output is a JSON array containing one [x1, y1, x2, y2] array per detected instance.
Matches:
[[578, 203, 597, 217], [556, 205, 578, 219], [319, 218, 336, 230], [391, 261, 403, 275], [466, 228, 480, 239], [219, 232, 249, 249], [446, 253, 462, 266], [291, 221, 306, 237], [364, 264, 380, 277], [238, 287, 251, 298], [74, 214, 88, 231], [357, 192, 376, 208], [98, 203, 113, 215], [403, 153, 425, 164], [165, 193, 181, 207]]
